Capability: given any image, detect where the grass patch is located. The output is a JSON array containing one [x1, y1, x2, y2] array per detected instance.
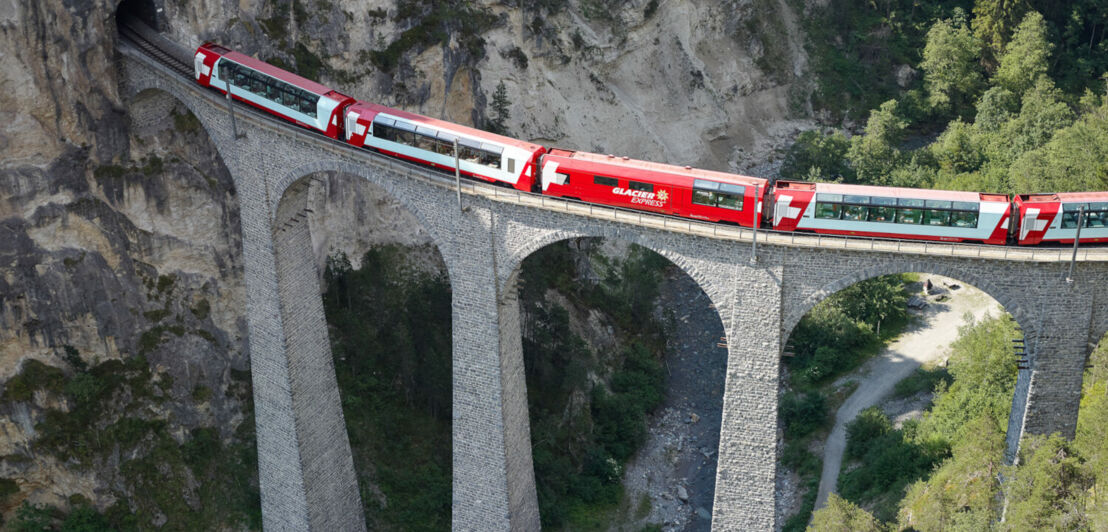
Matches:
[[7, 351, 261, 529], [893, 366, 951, 398], [156, 274, 176, 295], [192, 385, 212, 403], [370, 1, 498, 71], [143, 309, 170, 322], [0, 478, 19, 499]]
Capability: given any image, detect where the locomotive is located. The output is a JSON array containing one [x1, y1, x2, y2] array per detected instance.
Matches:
[[194, 42, 1108, 247]]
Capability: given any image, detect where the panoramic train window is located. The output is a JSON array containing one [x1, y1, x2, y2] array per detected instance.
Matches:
[[896, 198, 925, 224], [815, 203, 842, 219], [716, 183, 745, 209], [843, 204, 867, 221], [950, 211, 979, 227], [814, 193, 843, 219], [692, 189, 716, 207], [691, 180, 744, 210], [925, 210, 951, 226], [370, 120, 502, 169], [219, 61, 319, 115], [1063, 203, 1108, 228], [1062, 204, 1081, 228], [594, 176, 618, 187], [629, 181, 654, 192], [896, 208, 923, 224], [867, 197, 897, 223]]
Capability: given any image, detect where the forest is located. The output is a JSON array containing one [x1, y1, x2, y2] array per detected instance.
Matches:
[[785, 0, 1107, 196], [787, 1, 1108, 528]]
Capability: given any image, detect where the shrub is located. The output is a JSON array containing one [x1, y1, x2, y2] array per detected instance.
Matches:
[[780, 391, 829, 439]]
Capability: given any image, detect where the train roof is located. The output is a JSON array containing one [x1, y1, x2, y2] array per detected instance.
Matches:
[[348, 101, 544, 152], [776, 180, 1009, 203], [1017, 191, 1108, 203], [546, 149, 767, 189], [213, 48, 342, 99]]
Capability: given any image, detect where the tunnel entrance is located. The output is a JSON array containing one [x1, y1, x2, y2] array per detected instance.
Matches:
[[116, 0, 162, 31]]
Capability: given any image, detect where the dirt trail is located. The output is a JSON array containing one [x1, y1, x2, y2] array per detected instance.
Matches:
[[812, 276, 1002, 512]]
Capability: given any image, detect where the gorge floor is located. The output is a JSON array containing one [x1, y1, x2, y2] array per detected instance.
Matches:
[[618, 271, 728, 531]]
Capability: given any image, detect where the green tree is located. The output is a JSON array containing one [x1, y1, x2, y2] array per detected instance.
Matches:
[[1009, 98, 1108, 193], [974, 86, 1018, 130], [1004, 435, 1094, 530], [972, 0, 1030, 63], [835, 276, 907, 336], [810, 493, 885, 532], [920, 19, 985, 117], [1075, 334, 1108, 530], [779, 129, 853, 182], [847, 100, 908, 185], [995, 11, 1051, 97], [897, 416, 1006, 531], [489, 80, 511, 135], [916, 315, 1018, 445], [931, 119, 986, 175], [991, 77, 1075, 163]]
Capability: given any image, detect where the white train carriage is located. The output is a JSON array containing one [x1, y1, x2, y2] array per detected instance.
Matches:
[[343, 102, 545, 191], [194, 42, 353, 139], [772, 181, 1011, 245]]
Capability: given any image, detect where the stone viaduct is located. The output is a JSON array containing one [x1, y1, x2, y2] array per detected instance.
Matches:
[[117, 32, 1108, 531]]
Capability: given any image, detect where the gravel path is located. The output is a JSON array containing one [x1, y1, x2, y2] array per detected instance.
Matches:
[[812, 276, 1002, 512], [617, 271, 727, 531]]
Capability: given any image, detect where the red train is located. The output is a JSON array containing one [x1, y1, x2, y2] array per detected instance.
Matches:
[[194, 43, 1108, 247]]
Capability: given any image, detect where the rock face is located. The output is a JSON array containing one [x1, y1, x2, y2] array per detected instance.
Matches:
[[0, 0, 812, 522], [154, 0, 811, 171]]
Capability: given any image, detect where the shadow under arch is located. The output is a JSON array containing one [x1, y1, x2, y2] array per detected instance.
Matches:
[[511, 234, 729, 528]]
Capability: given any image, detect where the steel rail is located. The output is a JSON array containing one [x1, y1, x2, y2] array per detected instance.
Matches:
[[116, 27, 1108, 264]]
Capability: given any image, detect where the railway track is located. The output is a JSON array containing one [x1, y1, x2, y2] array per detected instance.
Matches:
[[118, 22, 192, 78]]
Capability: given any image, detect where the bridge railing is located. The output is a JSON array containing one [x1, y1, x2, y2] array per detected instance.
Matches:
[[118, 39, 1108, 264]]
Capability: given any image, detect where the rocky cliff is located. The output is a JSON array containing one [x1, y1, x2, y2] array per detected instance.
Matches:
[[0, 0, 809, 524]]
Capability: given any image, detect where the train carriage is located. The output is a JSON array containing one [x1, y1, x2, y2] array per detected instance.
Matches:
[[540, 149, 768, 227], [343, 102, 545, 192], [193, 43, 353, 139], [772, 181, 1011, 245], [1015, 192, 1108, 245], [188, 43, 1108, 249]]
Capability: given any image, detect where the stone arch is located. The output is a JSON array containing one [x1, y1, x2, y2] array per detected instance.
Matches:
[[124, 84, 238, 171], [782, 260, 1032, 344], [501, 227, 730, 317], [507, 229, 735, 526], [780, 257, 1040, 468], [270, 161, 453, 263]]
